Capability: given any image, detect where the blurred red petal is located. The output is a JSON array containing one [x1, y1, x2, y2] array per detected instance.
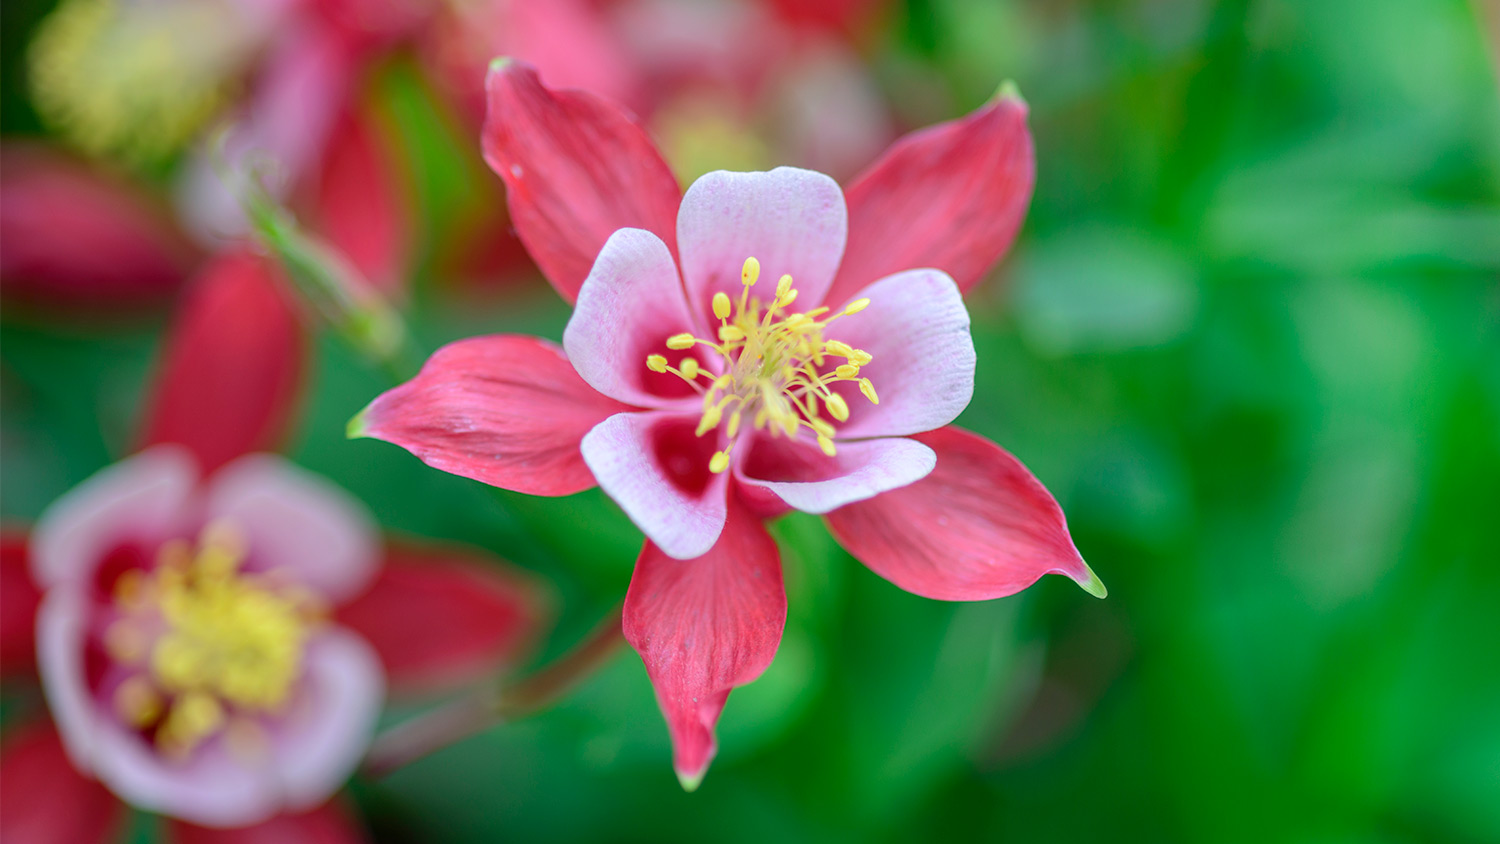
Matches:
[[623, 497, 785, 790], [826, 91, 1035, 305], [309, 105, 412, 297], [165, 801, 368, 844], [139, 249, 306, 473], [0, 144, 197, 310], [824, 426, 1103, 601], [482, 59, 681, 303], [0, 724, 124, 844], [336, 541, 549, 694], [0, 530, 39, 677], [353, 334, 629, 496]]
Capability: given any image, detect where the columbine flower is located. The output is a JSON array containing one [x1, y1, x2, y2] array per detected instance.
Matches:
[[32, 447, 384, 827], [0, 250, 547, 840], [352, 60, 1102, 789]]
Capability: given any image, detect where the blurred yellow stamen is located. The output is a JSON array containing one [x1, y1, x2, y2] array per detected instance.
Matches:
[[105, 520, 323, 756], [27, 0, 264, 165]]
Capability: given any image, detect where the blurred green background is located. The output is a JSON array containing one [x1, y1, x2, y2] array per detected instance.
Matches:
[[3, 0, 1499, 842]]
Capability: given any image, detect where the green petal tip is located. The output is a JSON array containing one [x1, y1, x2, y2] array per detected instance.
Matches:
[[1077, 563, 1107, 599], [993, 79, 1025, 106], [676, 769, 704, 793], [488, 56, 515, 74], [346, 407, 372, 440]]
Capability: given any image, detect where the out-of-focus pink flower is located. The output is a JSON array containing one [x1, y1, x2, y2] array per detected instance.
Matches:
[[0, 145, 199, 310], [353, 61, 1101, 789], [0, 219, 549, 838], [32, 446, 385, 827]]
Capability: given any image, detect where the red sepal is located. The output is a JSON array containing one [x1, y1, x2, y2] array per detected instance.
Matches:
[[139, 250, 305, 473], [481, 60, 681, 303]]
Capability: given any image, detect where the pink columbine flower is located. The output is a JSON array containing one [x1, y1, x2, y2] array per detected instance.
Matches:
[[31, 446, 385, 828], [353, 60, 1103, 790]]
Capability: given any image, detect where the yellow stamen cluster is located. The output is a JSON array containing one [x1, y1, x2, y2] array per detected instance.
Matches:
[[106, 520, 322, 758], [646, 256, 880, 472], [27, 0, 257, 164]]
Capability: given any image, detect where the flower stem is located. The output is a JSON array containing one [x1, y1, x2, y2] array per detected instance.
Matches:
[[361, 602, 625, 778]]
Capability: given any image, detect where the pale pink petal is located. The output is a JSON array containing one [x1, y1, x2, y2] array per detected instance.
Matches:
[[204, 455, 378, 604], [31, 447, 197, 589], [824, 427, 1105, 601], [623, 497, 785, 790], [676, 168, 847, 323], [34, 590, 98, 775], [580, 412, 729, 560], [563, 228, 706, 408], [735, 434, 935, 515], [87, 717, 281, 828], [269, 630, 384, 815], [825, 268, 975, 439]]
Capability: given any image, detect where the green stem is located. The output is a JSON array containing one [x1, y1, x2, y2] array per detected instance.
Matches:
[[361, 603, 625, 778]]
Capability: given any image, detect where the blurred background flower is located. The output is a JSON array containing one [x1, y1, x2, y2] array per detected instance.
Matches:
[[3, 0, 1498, 842]]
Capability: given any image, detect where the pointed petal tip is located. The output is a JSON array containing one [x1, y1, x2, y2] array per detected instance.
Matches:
[[488, 56, 516, 75], [1075, 562, 1107, 599], [346, 406, 372, 440], [993, 80, 1027, 108], [676, 766, 706, 793]]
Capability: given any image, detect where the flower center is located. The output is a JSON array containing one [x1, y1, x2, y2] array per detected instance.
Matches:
[[646, 257, 880, 473], [28, 0, 254, 163], [104, 520, 322, 758]]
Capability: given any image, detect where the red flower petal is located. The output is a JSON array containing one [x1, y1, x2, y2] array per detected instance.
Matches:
[[336, 541, 549, 695], [623, 496, 785, 790], [824, 426, 1104, 601], [139, 250, 306, 473], [352, 335, 630, 496], [308, 105, 411, 297], [0, 144, 196, 310], [482, 59, 681, 303], [825, 91, 1035, 306], [0, 530, 39, 677], [165, 801, 368, 844], [0, 725, 124, 844]]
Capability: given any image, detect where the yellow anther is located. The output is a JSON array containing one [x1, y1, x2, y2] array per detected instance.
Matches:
[[648, 255, 882, 470], [825, 393, 850, 422], [160, 692, 223, 752], [860, 378, 879, 404], [114, 675, 162, 727], [696, 404, 723, 436], [709, 450, 731, 474]]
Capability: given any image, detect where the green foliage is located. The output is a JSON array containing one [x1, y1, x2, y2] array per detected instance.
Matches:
[[3, 0, 1498, 841]]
